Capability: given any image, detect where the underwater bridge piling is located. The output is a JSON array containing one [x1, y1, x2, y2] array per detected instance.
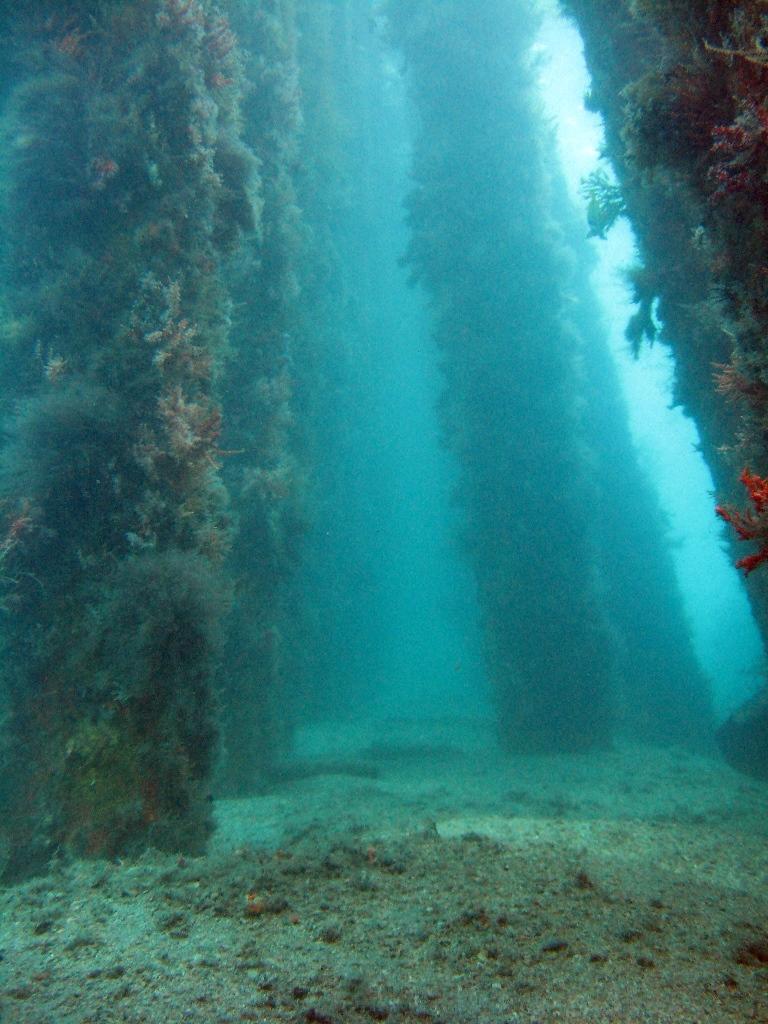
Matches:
[[561, 0, 768, 776], [386, 0, 713, 753], [0, 0, 262, 874]]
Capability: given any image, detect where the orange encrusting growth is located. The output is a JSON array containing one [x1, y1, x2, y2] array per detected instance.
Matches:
[[716, 468, 768, 573]]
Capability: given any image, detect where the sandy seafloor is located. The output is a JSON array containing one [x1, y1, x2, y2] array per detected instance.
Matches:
[[2, 717, 768, 1024]]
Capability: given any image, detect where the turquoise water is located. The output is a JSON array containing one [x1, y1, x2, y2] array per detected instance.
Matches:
[[0, 0, 762, 881]]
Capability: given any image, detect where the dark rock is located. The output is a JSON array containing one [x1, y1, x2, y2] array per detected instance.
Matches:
[[305, 1009, 335, 1024], [541, 938, 569, 953], [718, 687, 768, 780], [358, 1006, 390, 1021], [735, 940, 768, 966]]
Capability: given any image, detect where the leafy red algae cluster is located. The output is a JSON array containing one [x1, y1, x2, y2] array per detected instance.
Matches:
[[716, 468, 768, 574]]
